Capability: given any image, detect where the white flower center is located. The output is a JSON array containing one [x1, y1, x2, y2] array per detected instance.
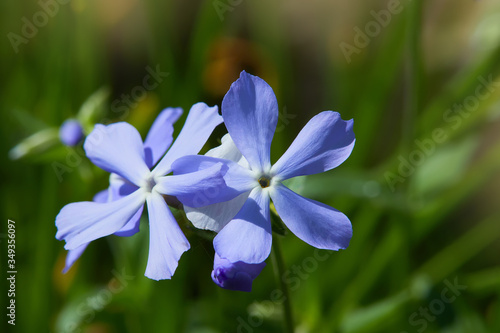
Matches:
[[143, 175, 157, 193]]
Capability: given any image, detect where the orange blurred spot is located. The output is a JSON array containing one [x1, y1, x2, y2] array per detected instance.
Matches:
[[203, 38, 278, 98], [53, 249, 78, 295]]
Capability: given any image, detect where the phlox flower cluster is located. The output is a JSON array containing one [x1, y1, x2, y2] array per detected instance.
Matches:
[[56, 71, 355, 291]]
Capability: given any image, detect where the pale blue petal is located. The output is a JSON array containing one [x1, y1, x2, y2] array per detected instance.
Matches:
[[270, 184, 352, 251], [205, 134, 241, 162], [107, 173, 139, 202], [185, 191, 251, 232], [103, 174, 143, 236], [155, 162, 237, 208], [84, 123, 150, 187], [221, 71, 278, 171], [145, 192, 190, 280], [144, 107, 183, 168], [152, 103, 222, 176], [206, 134, 250, 169], [171, 155, 256, 193], [93, 189, 108, 203], [213, 188, 272, 264], [271, 112, 355, 180], [113, 205, 143, 237], [62, 243, 88, 273], [56, 189, 147, 250]]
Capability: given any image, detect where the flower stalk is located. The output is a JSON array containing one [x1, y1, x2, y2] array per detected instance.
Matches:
[[271, 233, 294, 333]]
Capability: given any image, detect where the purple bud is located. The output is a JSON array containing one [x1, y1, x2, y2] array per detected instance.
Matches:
[[211, 253, 266, 292], [59, 119, 85, 146]]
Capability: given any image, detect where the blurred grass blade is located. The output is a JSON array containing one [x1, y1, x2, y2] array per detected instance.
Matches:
[[464, 267, 500, 294], [402, 0, 424, 154], [340, 290, 410, 333], [412, 136, 478, 198], [417, 215, 500, 282], [77, 87, 110, 132], [324, 221, 405, 331], [417, 44, 500, 132], [415, 139, 500, 239], [10, 108, 49, 133], [9, 127, 60, 160]]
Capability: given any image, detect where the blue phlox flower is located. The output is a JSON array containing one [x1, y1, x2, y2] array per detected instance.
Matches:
[[211, 253, 266, 292], [61, 107, 183, 273], [174, 71, 356, 266], [59, 119, 85, 146], [57, 103, 230, 280]]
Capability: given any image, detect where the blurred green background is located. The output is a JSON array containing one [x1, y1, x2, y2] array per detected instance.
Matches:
[[2, 0, 500, 332]]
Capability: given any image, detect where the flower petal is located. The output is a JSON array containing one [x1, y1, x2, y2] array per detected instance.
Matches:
[[56, 189, 147, 250], [270, 184, 352, 251], [221, 71, 278, 171], [144, 107, 183, 168], [205, 134, 249, 168], [152, 103, 222, 176], [271, 111, 355, 180], [84, 123, 150, 187], [171, 155, 256, 193], [113, 205, 144, 237], [155, 162, 239, 208], [213, 188, 272, 264], [93, 189, 108, 203], [145, 192, 190, 280], [211, 252, 266, 292], [102, 174, 143, 237], [185, 191, 251, 232], [107, 173, 139, 202], [63, 243, 88, 273]]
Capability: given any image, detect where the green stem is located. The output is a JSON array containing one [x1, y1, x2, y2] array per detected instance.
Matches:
[[271, 234, 294, 333], [403, 0, 424, 156]]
